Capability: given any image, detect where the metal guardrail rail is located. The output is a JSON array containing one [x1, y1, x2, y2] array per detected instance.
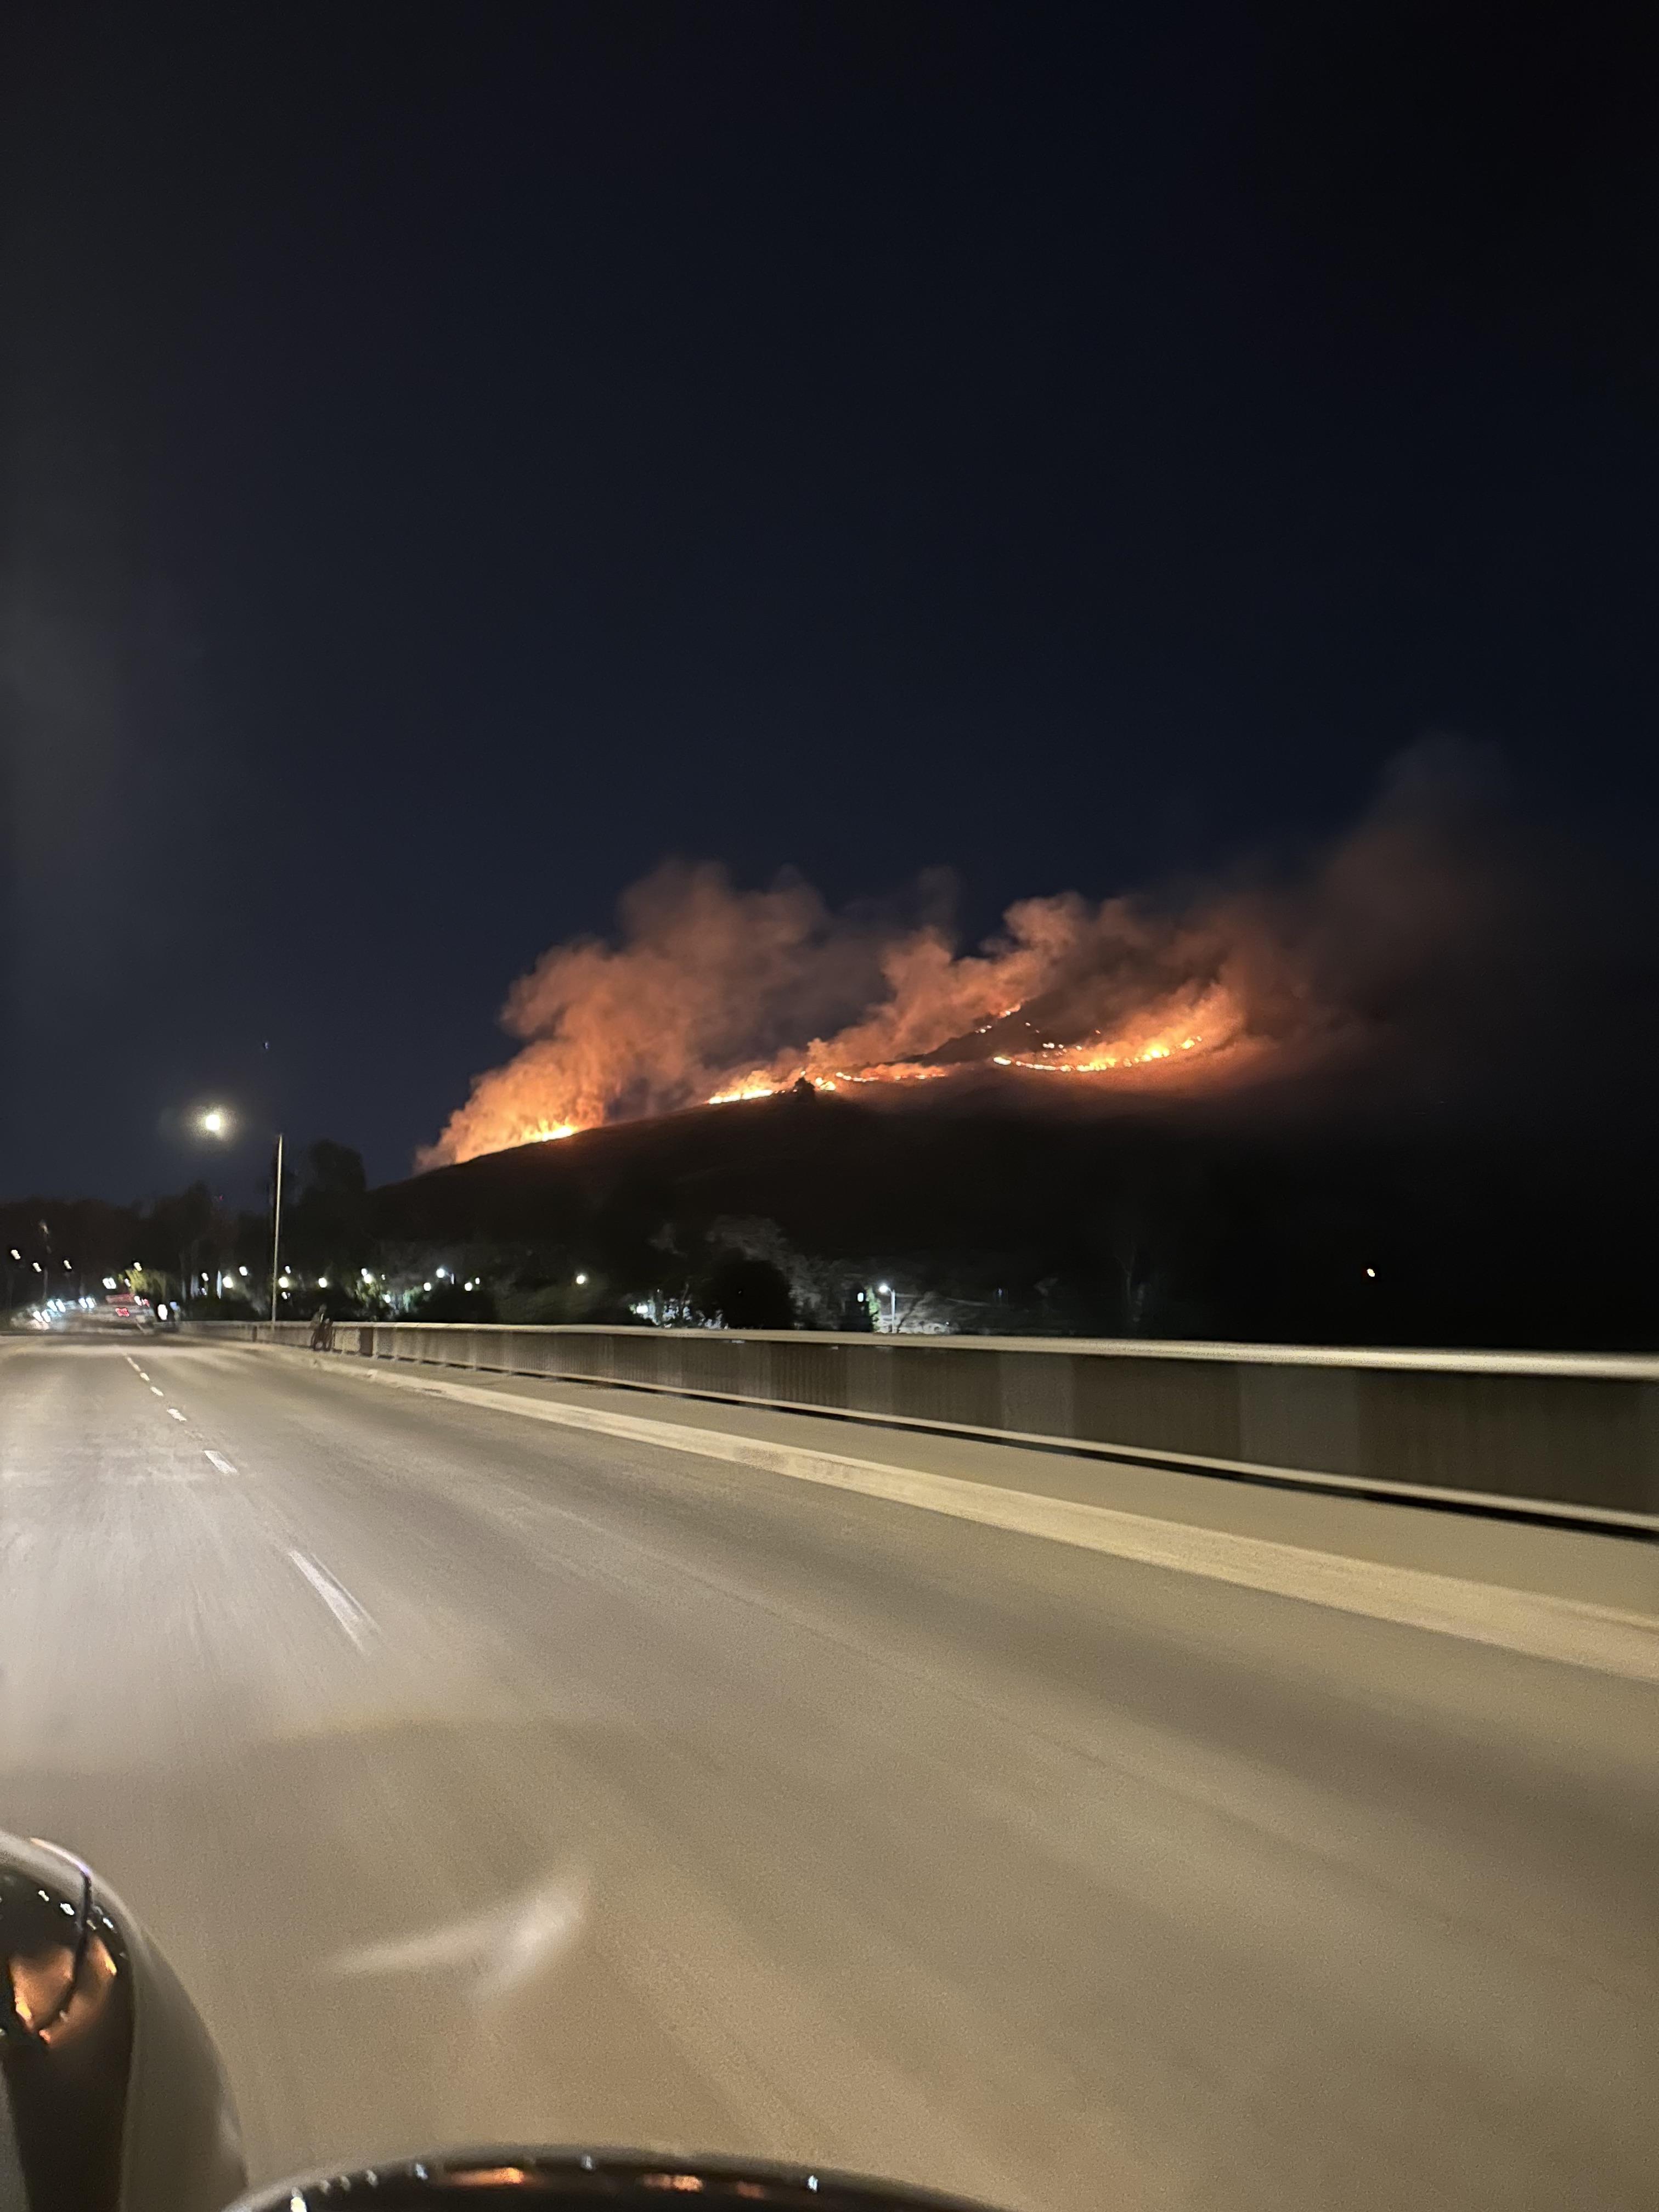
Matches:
[[194, 1321, 1659, 1528]]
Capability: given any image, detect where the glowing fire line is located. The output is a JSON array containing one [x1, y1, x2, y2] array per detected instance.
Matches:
[[704, 1022, 1221, 1109], [477, 984, 1245, 1156]]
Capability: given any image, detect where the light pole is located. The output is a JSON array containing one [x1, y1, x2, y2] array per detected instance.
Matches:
[[199, 1108, 286, 1334], [269, 1130, 284, 1329]]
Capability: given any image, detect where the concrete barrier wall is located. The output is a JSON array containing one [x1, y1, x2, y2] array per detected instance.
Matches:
[[194, 1321, 1659, 1525]]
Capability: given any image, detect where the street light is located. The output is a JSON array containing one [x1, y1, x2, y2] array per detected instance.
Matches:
[[200, 1105, 286, 1329]]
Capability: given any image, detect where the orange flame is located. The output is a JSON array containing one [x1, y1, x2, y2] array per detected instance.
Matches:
[[423, 863, 1269, 1167]]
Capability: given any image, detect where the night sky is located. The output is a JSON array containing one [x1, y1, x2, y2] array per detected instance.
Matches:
[[4, 3, 1655, 1200]]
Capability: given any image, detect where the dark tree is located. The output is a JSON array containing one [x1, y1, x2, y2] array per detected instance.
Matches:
[[286, 1141, 370, 1274], [696, 1253, 794, 1330]]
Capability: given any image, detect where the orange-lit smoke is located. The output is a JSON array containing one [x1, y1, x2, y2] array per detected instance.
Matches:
[[424, 864, 1276, 1167], [421, 742, 1645, 1168]]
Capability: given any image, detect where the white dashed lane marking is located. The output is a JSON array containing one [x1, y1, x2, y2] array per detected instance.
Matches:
[[204, 1451, 238, 1476], [287, 1550, 374, 1649], [167, 1408, 187, 1423], [150, 1386, 164, 1397]]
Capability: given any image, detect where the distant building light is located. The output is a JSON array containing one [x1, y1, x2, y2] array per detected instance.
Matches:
[[1365, 1267, 1376, 1279], [575, 1272, 588, 1286]]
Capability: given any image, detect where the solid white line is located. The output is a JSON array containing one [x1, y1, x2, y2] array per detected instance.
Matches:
[[287, 1548, 373, 1649], [295, 1357, 1659, 1684], [204, 1451, 238, 1476], [167, 1408, 187, 1423]]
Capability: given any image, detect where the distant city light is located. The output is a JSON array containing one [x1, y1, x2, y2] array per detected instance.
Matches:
[[1365, 1267, 1376, 1279], [238, 1266, 249, 1277], [200, 1107, 230, 1137], [575, 1272, 588, 1285], [318, 1277, 329, 1288]]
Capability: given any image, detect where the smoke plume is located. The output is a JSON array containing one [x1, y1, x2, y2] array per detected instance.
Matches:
[[424, 746, 1637, 1167]]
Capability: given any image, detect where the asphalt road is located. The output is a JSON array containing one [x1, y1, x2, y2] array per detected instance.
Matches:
[[2, 1339, 1655, 2211]]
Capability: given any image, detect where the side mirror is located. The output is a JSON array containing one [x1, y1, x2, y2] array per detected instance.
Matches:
[[1, 1832, 245, 2212], [3, 1831, 1002, 2212], [229, 2148, 996, 2209]]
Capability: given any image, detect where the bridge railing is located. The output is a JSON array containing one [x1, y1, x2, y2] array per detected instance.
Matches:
[[189, 1321, 1659, 1526]]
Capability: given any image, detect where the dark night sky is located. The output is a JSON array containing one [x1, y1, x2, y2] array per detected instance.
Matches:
[[3, 2, 1655, 1200]]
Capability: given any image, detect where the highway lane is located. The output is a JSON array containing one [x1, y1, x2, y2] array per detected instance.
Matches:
[[1, 1338, 1655, 2211]]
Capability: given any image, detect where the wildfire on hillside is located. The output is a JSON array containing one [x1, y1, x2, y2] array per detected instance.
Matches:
[[699, 980, 1251, 1110], [415, 746, 1643, 1171], [424, 856, 1272, 1167]]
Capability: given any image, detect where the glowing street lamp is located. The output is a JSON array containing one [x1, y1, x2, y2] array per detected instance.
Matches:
[[200, 1105, 286, 1327]]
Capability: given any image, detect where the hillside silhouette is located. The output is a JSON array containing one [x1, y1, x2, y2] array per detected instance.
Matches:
[[369, 1076, 1657, 1351]]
